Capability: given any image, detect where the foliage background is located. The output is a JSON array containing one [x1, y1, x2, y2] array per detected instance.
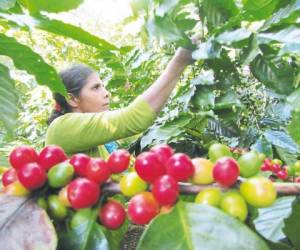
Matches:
[[0, 0, 300, 168]]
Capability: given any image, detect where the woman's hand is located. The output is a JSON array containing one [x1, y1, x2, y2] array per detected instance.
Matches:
[[174, 47, 194, 65], [174, 33, 202, 65]]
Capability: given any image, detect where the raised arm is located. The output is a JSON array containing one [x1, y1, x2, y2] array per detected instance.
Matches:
[[141, 47, 193, 113]]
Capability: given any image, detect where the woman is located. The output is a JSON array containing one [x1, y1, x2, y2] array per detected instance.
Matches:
[[45, 47, 194, 159]]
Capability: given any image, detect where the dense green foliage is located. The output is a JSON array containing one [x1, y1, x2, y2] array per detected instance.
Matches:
[[1, 0, 300, 249]]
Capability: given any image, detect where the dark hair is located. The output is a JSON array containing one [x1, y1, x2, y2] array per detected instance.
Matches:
[[47, 64, 96, 125]]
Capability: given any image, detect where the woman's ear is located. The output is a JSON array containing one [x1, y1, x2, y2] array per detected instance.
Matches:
[[66, 93, 79, 109]]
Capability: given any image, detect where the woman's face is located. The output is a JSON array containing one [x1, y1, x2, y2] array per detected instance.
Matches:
[[76, 72, 111, 113]]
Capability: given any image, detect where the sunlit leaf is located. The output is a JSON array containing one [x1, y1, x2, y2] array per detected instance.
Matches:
[[0, 33, 67, 96]]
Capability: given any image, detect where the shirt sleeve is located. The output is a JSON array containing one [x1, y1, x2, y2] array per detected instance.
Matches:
[[45, 96, 157, 154]]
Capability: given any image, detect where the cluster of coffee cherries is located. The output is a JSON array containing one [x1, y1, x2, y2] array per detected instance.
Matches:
[[1, 142, 280, 229], [1, 145, 131, 230], [1, 144, 196, 229], [122, 144, 194, 225], [260, 158, 289, 180]]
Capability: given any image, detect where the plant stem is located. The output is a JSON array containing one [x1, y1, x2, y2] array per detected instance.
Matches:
[[101, 181, 300, 196]]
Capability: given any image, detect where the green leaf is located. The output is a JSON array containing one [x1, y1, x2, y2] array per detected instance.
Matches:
[[211, 0, 240, 15], [206, 50, 239, 82], [264, 130, 300, 153], [214, 90, 242, 110], [130, 0, 149, 17], [192, 40, 221, 60], [266, 241, 293, 250], [207, 119, 239, 138], [260, 101, 292, 129], [199, 0, 239, 31], [0, 0, 16, 10], [140, 114, 192, 149], [59, 222, 109, 250], [174, 12, 197, 32], [283, 198, 300, 249], [0, 194, 57, 249], [215, 28, 252, 47], [278, 43, 300, 56], [191, 70, 215, 86], [18, 0, 84, 13], [191, 86, 215, 110], [177, 85, 197, 111], [251, 136, 273, 158], [287, 88, 300, 110], [242, 0, 280, 20], [137, 202, 269, 250], [146, 15, 191, 47], [241, 34, 261, 65], [253, 196, 296, 242], [58, 210, 109, 250], [275, 146, 298, 165], [258, 25, 300, 50], [156, 0, 180, 17], [0, 63, 18, 136], [262, 0, 300, 30], [287, 111, 300, 148], [250, 55, 295, 95], [102, 219, 129, 250], [0, 13, 118, 50], [59, 211, 129, 250], [0, 33, 67, 96], [131, 52, 152, 69]]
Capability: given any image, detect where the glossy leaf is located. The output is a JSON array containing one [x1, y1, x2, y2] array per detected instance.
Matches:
[[253, 196, 295, 242], [156, 0, 180, 17], [191, 86, 215, 110], [0, 63, 18, 136], [275, 146, 298, 166], [214, 90, 242, 110], [262, 0, 300, 30], [146, 15, 191, 48], [283, 197, 300, 249], [191, 70, 215, 86], [287, 88, 300, 110], [242, 0, 280, 20], [137, 202, 269, 250], [251, 136, 273, 158], [287, 111, 300, 148], [264, 130, 300, 153], [102, 219, 129, 250], [130, 0, 149, 17], [250, 55, 295, 95], [0, 13, 118, 50], [266, 241, 293, 250], [59, 208, 128, 250], [58, 221, 109, 250], [18, 0, 84, 13], [192, 40, 221, 60], [0, 33, 67, 96], [215, 28, 252, 46], [140, 114, 192, 149], [241, 34, 261, 65], [260, 102, 292, 130], [199, 0, 238, 31], [258, 25, 300, 49]]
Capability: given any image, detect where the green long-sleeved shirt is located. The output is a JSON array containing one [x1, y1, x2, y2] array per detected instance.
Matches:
[[45, 96, 157, 159]]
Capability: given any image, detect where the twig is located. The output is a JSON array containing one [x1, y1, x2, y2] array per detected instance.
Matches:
[[101, 181, 300, 196]]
